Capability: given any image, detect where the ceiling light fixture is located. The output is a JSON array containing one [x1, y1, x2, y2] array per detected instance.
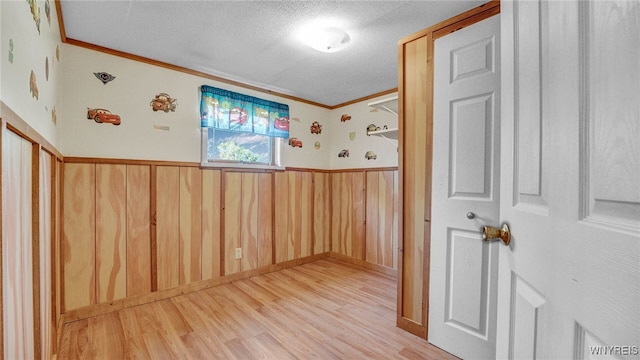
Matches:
[[300, 26, 352, 53]]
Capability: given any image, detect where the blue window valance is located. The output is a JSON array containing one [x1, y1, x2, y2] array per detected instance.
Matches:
[[200, 85, 290, 138]]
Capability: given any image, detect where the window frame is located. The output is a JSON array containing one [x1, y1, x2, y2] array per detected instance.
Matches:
[[200, 128, 285, 170]]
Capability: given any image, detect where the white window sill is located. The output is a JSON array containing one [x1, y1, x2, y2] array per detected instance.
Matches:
[[200, 161, 285, 171]]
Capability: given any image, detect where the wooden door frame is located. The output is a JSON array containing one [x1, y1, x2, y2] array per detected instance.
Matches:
[[397, 0, 500, 338], [0, 103, 64, 359]]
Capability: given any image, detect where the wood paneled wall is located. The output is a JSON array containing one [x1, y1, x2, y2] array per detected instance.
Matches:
[[2, 108, 62, 359], [365, 171, 399, 270], [63, 163, 153, 311], [223, 171, 273, 275], [313, 172, 331, 255], [61, 161, 398, 317], [331, 172, 366, 259], [39, 151, 54, 359], [275, 171, 312, 263], [2, 130, 35, 359], [331, 170, 399, 272], [399, 33, 431, 327]]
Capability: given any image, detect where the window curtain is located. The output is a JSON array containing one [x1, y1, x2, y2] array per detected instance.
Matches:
[[200, 85, 290, 138]]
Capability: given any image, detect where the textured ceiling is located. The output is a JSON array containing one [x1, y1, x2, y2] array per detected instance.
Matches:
[[60, 1, 485, 107]]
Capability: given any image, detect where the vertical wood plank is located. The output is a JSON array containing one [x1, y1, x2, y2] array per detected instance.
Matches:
[[55, 160, 63, 329], [4, 134, 36, 358], [38, 151, 54, 359], [274, 172, 288, 263], [300, 172, 313, 258], [241, 173, 258, 270], [179, 167, 202, 284], [287, 171, 301, 260], [201, 169, 221, 281], [31, 144, 41, 360], [393, 170, 399, 270], [330, 172, 342, 255], [155, 166, 179, 290], [62, 164, 96, 311], [401, 35, 429, 323], [150, 165, 157, 292], [365, 170, 398, 269], [352, 172, 366, 260], [126, 165, 151, 297], [224, 172, 242, 275], [51, 158, 61, 356], [62, 163, 95, 311], [313, 172, 330, 255], [331, 171, 366, 260], [380, 171, 396, 268], [0, 123, 3, 359], [257, 173, 273, 268], [366, 171, 380, 264], [96, 164, 127, 303]]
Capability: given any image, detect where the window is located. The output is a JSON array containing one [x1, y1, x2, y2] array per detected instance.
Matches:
[[201, 128, 283, 169], [200, 85, 289, 170]]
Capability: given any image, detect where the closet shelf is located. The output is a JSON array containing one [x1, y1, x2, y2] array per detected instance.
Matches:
[[367, 95, 399, 143], [367, 95, 398, 116], [367, 127, 398, 140]]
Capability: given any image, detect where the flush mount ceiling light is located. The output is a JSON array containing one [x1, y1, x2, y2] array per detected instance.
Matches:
[[299, 25, 352, 53]]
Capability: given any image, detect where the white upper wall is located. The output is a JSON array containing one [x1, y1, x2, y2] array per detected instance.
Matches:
[[329, 93, 398, 169], [60, 44, 332, 168], [1, 0, 62, 148], [61, 45, 398, 169]]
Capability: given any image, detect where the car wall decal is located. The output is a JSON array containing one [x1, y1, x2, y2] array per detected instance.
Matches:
[[349, 131, 356, 141], [340, 114, 351, 122], [44, 0, 51, 26], [51, 106, 57, 125], [366, 123, 381, 135], [87, 108, 121, 126], [45, 0, 51, 26], [8, 39, 14, 64], [29, 70, 39, 100], [151, 93, 177, 112], [365, 151, 378, 160], [27, 0, 41, 34], [310, 121, 322, 134], [94, 72, 116, 85], [288, 137, 303, 148], [314, 141, 321, 150], [338, 149, 350, 158]]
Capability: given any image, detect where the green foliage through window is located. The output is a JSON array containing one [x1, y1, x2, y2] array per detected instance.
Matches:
[[205, 128, 274, 165], [216, 141, 260, 162]]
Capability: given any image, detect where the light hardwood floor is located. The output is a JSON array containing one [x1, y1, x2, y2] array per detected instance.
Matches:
[[57, 259, 458, 359]]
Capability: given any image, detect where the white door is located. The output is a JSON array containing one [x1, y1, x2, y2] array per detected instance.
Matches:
[[497, 1, 640, 359], [430, 15, 501, 359]]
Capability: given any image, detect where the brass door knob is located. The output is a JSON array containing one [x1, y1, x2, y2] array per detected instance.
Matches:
[[482, 224, 511, 246]]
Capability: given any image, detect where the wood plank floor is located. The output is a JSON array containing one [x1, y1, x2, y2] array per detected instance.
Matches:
[[57, 259, 458, 359]]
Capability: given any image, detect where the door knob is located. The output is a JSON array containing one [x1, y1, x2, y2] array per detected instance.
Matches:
[[482, 224, 511, 246], [466, 212, 476, 219]]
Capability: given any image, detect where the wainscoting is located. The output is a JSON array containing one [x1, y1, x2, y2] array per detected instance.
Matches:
[[1, 103, 63, 360], [61, 159, 399, 322]]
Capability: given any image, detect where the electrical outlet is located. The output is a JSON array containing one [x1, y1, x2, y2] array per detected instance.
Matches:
[[235, 248, 242, 260]]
